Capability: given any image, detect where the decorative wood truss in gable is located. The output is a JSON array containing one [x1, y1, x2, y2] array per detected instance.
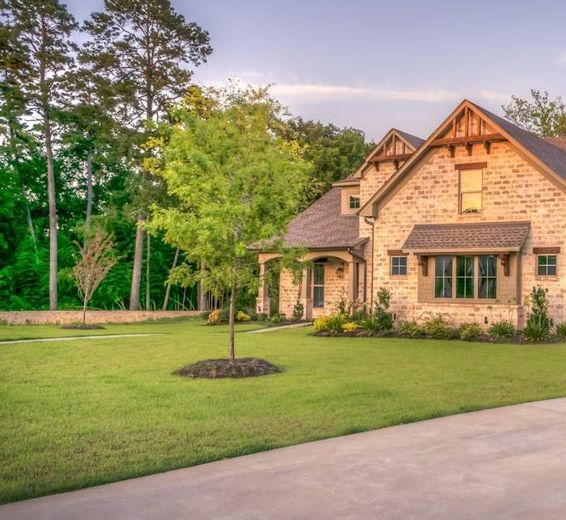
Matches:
[[364, 129, 422, 173], [430, 106, 506, 157]]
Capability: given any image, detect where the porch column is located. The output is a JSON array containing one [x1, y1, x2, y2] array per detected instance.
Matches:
[[256, 261, 270, 315], [348, 261, 357, 304], [301, 268, 313, 320]]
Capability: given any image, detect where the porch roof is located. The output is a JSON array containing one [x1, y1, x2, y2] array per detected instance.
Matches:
[[402, 221, 531, 253]]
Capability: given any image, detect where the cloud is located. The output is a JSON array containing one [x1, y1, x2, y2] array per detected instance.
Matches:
[[558, 50, 566, 65], [268, 83, 509, 104]]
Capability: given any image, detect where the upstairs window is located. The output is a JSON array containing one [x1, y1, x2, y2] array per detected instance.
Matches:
[[459, 169, 483, 214], [537, 255, 557, 276], [349, 195, 360, 209]]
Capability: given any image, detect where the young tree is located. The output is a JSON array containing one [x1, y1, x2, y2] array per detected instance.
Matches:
[[2, 0, 78, 310], [81, 0, 212, 310], [72, 229, 118, 327], [503, 90, 566, 137], [149, 87, 311, 362]]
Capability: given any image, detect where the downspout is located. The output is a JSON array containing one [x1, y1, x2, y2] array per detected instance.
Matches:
[[364, 215, 377, 308]]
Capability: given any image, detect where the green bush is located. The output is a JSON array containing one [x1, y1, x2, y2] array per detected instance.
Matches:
[[489, 321, 516, 340], [459, 322, 483, 341], [396, 321, 425, 338], [523, 286, 552, 342], [556, 323, 566, 339], [240, 306, 258, 321], [360, 287, 394, 333], [256, 313, 268, 321], [292, 300, 304, 321], [269, 312, 286, 324], [351, 306, 369, 324], [235, 311, 250, 322], [325, 313, 348, 334], [422, 314, 458, 339]]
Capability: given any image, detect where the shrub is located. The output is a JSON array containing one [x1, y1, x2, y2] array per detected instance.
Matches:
[[489, 320, 516, 340], [422, 314, 457, 339], [556, 323, 566, 339], [256, 313, 268, 321], [207, 309, 222, 325], [361, 287, 394, 333], [325, 313, 348, 334], [236, 311, 250, 322], [351, 306, 369, 324], [523, 286, 552, 342], [313, 316, 330, 332], [396, 321, 425, 338], [292, 300, 304, 321], [240, 306, 257, 321], [342, 322, 359, 333], [459, 322, 483, 341], [269, 312, 286, 324], [335, 295, 351, 316]]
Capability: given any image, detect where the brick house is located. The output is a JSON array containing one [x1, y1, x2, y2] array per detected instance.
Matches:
[[256, 100, 566, 328]]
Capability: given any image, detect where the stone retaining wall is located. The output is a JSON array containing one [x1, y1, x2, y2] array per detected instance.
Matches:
[[0, 310, 200, 326]]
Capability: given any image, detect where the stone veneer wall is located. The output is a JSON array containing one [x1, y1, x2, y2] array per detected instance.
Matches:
[[0, 310, 199, 326], [279, 259, 349, 318], [372, 141, 566, 327]]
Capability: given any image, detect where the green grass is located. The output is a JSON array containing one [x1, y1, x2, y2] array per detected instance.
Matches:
[[2, 318, 566, 504]]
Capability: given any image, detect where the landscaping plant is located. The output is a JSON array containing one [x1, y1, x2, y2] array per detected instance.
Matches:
[[523, 286, 552, 342], [556, 323, 566, 340], [396, 321, 425, 338], [422, 314, 458, 339], [459, 323, 483, 341], [488, 321, 516, 341]]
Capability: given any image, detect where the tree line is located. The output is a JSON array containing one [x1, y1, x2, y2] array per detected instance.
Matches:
[[0, 0, 371, 312]]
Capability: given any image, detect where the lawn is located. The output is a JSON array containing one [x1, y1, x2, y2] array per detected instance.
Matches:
[[2, 318, 566, 504]]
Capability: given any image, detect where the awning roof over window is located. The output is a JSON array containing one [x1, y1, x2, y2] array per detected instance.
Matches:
[[402, 221, 531, 253]]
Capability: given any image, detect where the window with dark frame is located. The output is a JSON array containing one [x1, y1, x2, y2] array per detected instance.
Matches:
[[313, 263, 325, 307], [537, 255, 557, 276], [435, 256, 453, 298], [459, 169, 483, 214], [456, 256, 474, 298], [349, 195, 360, 209], [478, 255, 497, 299], [391, 256, 407, 276]]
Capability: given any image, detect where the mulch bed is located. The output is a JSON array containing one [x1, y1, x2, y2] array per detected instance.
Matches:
[[61, 324, 105, 330], [175, 357, 282, 379], [314, 330, 564, 344]]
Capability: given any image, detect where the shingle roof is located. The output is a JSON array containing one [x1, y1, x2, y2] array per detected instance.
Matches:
[[282, 187, 361, 249], [472, 104, 566, 182], [393, 129, 425, 150], [402, 221, 531, 252], [545, 137, 566, 151]]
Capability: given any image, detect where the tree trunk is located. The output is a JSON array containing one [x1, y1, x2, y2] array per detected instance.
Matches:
[[45, 115, 58, 311], [82, 297, 88, 327], [228, 283, 236, 363], [129, 221, 144, 310], [198, 262, 207, 311], [85, 146, 94, 228], [162, 247, 180, 311], [145, 232, 151, 310]]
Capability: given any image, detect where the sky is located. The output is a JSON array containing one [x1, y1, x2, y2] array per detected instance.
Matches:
[[66, 0, 566, 141]]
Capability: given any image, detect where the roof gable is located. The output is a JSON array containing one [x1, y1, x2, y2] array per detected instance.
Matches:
[[360, 100, 566, 215], [333, 128, 424, 186]]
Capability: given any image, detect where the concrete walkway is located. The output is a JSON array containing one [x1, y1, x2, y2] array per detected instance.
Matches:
[[247, 322, 311, 333], [3, 399, 566, 519], [0, 333, 162, 345]]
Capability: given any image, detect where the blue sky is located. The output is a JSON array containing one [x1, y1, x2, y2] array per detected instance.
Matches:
[[67, 0, 565, 141]]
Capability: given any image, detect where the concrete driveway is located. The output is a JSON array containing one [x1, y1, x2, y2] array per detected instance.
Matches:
[[3, 398, 566, 520]]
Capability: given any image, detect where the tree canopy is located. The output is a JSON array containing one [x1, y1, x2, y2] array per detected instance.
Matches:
[[149, 87, 312, 358]]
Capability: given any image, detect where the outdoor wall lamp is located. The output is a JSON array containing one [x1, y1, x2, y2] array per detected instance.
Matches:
[[336, 263, 345, 279]]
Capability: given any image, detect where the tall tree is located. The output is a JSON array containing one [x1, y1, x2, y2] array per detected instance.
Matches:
[[503, 90, 566, 137], [149, 87, 311, 361], [81, 0, 212, 310], [279, 118, 372, 203], [2, 0, 77, 310]]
